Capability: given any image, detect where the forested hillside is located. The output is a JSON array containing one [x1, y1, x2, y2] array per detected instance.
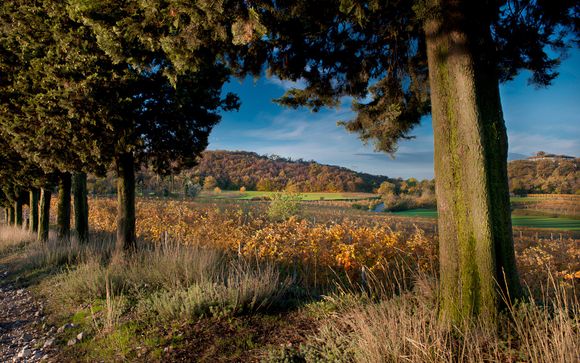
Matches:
[[508, 157, 579, 194], [194, 150, 390, 192], [88, 150, 392, 195], [87, 151, 580, 196]]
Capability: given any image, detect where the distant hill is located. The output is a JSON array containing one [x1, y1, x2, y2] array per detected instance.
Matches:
[[191, 150, 391, 192], [88, 150, 394, 195], [86, 150, 579, 196], [508, 153, 579, 194]]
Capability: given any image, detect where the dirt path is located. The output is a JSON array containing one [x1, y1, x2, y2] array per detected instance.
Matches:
[[0, 270, 56, 362]]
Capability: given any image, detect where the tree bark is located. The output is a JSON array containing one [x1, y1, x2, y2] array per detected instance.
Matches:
[[424, 0, 521, 324], [8, 206, 15, 225], [15, 199, 23, 227], [39, 188, 51, 242], [73, 172, 89, 243], [57, 172, 72, 240], [29, 189, 39, 233], [116, 153, 136, 251]]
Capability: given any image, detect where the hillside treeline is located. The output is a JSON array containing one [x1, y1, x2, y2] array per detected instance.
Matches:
[[195, 151, 391, 192], [88, 150, 391, 195], [508, 158, 579, 195]]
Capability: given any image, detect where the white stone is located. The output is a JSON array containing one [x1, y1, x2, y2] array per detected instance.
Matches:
[[43, 338, 55, 348], [17, 347, 31, 358], [76, 332, 84, 341]]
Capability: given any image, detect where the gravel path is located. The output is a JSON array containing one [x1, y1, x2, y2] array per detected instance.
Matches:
[[0, 270, 56, 362]]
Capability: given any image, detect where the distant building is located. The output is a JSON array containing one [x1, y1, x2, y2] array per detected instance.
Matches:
[[527, 151, 575, 162]]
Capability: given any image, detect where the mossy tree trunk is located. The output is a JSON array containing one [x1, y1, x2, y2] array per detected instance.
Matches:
[[73, 172, 89, 243], [15, 198, 23, 227], [57, 172, 72, 240], [39, 188, 51, 242], [116, 153, 136, 251], [424, 0, 522, 324], [29, 189, 39, 233]]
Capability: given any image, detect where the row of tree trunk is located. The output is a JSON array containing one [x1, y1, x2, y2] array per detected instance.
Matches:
[[2, 172, 89, 243]]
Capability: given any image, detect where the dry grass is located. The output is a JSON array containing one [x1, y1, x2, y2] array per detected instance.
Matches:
[[0, 224, 35, 254], [290, 273, 579, 363], [26, 235, 289, 335]]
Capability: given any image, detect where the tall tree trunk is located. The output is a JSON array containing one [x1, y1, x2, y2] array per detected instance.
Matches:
[[73, 172, 89, 243], [8, 206, 15, 225], [57, 172, 72, 240], [424, 0, 521, 324], [15, 199, 23, 227], [116, 153, 136, 251], [29, 189, 39, 233], [39, 188, 51, 242]]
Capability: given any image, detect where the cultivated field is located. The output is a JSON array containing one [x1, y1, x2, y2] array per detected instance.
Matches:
[[1, 196, 578, 362]]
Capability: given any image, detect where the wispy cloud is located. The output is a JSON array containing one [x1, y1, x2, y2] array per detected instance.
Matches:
[[264, 76, 307, 91]]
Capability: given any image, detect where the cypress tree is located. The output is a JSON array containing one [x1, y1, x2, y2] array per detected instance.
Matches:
[[224, 0, 577, 323], [66, 1, 241, 251]]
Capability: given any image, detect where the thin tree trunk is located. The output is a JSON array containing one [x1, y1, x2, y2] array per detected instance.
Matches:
[[73, 172, 89, 243], [15, 199, 23, 227], [424, 0, 521, 324], [39, 188, 51, 242], [57, 172, 72, 240], [116, 153, 136, 251], [8, 206, 15, 225], [29, 189, 39, 233]]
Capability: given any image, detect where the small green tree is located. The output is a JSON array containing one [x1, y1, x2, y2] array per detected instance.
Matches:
[[267, 192, 302, 221]]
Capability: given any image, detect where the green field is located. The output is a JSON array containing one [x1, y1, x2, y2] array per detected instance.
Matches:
[[200, 190, 378, 201], [390, 208, 580, 231]]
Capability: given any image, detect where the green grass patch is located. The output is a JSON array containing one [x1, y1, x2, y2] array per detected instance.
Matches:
[[200, 190, 377, 201], [389, 209, 580, 230]]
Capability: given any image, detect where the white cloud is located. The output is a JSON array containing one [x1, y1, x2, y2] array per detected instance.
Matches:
[[508, 131, 579, 156]]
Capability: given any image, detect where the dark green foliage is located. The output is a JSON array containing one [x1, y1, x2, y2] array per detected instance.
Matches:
[[1, 0, 241, 249], [236, 1, 578, 152]]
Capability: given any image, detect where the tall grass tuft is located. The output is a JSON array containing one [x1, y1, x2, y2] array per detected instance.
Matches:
[[36, 237, 288, 328], [298, 273, 578, 363]]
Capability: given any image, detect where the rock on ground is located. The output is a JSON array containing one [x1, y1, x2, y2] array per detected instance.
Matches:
[[0, 270, 56, 362]]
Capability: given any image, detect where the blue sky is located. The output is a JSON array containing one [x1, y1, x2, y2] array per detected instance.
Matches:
[[209, 49, 580, 180]]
